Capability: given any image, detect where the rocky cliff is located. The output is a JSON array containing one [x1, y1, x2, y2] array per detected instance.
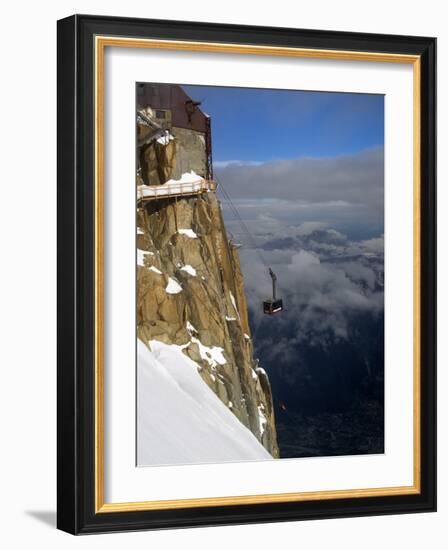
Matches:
[[137, 191, 279, 457]]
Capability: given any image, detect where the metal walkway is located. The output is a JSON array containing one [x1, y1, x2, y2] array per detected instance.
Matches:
[[137, 179, 217, 203]]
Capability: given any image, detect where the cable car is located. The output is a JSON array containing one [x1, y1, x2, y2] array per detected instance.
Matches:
[[263, 268, 283, 314]]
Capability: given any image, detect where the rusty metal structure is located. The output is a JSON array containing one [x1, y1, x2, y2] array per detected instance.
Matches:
[[137, 83, 214, 181], [137, 83, 207, 131]]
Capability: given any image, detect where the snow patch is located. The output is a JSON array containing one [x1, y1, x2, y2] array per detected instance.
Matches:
[[137, 249, 148, 267], [167, 170, 202, 185], [186, 321, 198, 334], [156, 131, 174, 145], [225, 316, 237, 321], [191, 336, 226, 368], [178, 228, 198, 239], [180, 264, 197, 276], [166, 278, 182, 294], [149, 266, 162, 275], [137, 339, 272, 465], [258, 404, 267, 436], [137, 249, 156, 266], [137, 226, 144, 235], [244, 333, 251, 340], [229, 291, 241, 320]]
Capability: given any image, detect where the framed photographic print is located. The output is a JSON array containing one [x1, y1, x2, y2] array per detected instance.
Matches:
[[57, 14, 436, 534]]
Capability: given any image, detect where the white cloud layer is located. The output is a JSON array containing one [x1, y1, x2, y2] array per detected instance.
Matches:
[[216, 147, 384, 235]]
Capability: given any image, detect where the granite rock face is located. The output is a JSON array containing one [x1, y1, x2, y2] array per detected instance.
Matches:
[[137, 192, 279, 457]]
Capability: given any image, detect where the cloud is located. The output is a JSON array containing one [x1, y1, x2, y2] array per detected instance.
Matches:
[[213, 160, 264, 168], [359, 236, 384, 255], [295, 221, 329, 236], [217, 147, 384, 234], [238, 225, 384, 350], [218, 148, 384, 371]]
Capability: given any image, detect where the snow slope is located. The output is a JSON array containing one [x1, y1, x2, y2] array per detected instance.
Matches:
[[137, 339, 272, 466]]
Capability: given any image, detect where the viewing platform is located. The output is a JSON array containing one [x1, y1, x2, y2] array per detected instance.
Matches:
[[137, 171, 217, 203]]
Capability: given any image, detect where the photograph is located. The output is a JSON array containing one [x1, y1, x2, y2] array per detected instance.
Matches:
[[0, 0, 441, 544], [136, 82, 385, 466], [55, 13, 436, 534]]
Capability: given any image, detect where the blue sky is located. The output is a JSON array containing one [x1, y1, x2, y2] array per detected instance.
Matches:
[[183, 85, 384, 163]]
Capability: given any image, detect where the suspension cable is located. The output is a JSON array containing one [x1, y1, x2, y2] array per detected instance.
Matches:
[[216, 177, 269, 269], [214, 176, 276, 340]]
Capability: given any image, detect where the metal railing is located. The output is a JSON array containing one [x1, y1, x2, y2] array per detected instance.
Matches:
[[137, 179, 217, 202]]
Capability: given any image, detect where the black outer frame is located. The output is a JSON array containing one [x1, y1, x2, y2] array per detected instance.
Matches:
[[57, 14, 436, 535]]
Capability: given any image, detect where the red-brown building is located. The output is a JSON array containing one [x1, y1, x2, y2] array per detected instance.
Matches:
[[137, 83, 213, 182]]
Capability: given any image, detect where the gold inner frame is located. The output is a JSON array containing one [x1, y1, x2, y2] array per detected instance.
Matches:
[[94, 36, 421, 513]]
